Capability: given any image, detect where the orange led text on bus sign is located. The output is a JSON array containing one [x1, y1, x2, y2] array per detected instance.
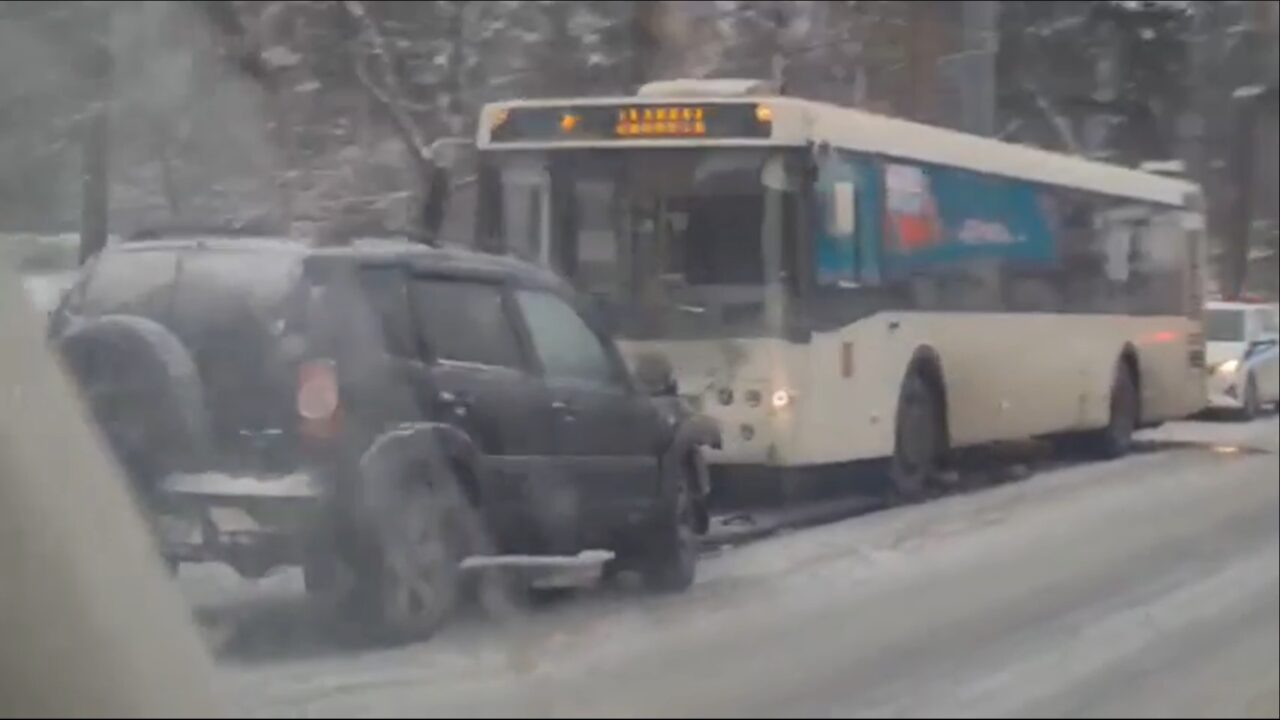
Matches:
[[614, 106, 707, 137]]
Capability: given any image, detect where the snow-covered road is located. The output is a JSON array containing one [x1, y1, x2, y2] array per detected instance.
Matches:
[[187, 418, 1279, 717]]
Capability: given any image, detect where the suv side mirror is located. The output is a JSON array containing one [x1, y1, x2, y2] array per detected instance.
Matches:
[[585, 293, 618, 335], [634, 351, 677, 397]]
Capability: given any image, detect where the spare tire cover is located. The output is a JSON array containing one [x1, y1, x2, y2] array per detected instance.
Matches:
[[57, 314, 211, 490]]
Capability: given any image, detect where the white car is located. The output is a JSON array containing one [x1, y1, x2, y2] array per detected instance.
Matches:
[[1204, 301, 1280, 418]]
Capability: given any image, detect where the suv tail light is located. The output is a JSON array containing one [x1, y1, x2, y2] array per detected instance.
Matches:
[[298, 359, 341, 440]]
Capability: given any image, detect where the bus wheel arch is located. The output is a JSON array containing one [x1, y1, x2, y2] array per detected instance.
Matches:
[[889, 347, 951, 501], [906, 346, 951, 451], [1119, 344, 1141, 419], [1087, 346, 1141, 459]]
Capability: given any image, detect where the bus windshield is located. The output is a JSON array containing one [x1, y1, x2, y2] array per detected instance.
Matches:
[[479, 148, 803, 339]]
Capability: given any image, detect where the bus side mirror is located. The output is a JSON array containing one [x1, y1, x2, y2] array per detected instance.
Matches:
[[761, 154, 799, 192]]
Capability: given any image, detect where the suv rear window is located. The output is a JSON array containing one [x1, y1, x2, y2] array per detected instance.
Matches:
[[354, 266, 416, 358], [170, 251, 303, 319], [410, 279, 523, 369], [73, 247, 304, 325], [78, 249, 179, 317]]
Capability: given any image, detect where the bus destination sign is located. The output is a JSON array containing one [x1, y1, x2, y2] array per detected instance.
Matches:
[[488, 103, 773, 143]]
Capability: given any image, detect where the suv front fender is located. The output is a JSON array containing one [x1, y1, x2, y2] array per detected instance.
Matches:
[[656, 401, 721, 500]]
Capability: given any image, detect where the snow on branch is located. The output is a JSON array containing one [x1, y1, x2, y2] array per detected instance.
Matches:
[[1025, 80, 1082, 154], [340, 0, 432, 175]]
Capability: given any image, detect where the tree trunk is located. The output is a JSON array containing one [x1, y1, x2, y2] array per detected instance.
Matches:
[[1224, 94, 1257, 300]]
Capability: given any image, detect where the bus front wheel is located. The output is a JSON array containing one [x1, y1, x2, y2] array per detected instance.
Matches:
[[890, 369, 945, 502]]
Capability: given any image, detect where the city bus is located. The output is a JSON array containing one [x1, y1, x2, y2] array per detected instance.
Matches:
[[466, 78, 1208, 499]]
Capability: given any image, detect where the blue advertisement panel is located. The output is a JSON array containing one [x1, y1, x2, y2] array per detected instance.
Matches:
[[880, 161, 1058, 280]]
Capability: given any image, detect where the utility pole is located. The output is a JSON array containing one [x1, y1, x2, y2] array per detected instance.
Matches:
[[78, 3, 112, 264]]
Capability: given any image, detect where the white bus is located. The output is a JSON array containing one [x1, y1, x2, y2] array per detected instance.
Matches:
[[468, 79, 1209, 498]]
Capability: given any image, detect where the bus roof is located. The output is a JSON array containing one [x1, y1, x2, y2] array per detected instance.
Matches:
[[478, 94, 1200, 208]]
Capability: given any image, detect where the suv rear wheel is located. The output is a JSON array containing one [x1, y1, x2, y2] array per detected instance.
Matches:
[[349, 475, 466, 644]]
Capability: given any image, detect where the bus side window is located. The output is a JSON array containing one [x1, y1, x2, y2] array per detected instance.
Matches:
[[1101, 204, 1187, 317], [1134, 209, 1188, 317], [1059, 193, 1109, 313], [1186, 222, 1206, 319], [813, 151, 854, 287], [813, 150, 878, 288]]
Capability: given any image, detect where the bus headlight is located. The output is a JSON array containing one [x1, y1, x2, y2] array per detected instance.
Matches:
[[771, 389, 793, 409], [1215, 359, 1240, 375]]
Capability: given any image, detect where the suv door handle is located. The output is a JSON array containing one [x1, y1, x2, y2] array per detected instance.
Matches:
[[437, 390, 474, 414], [551, 400, 576, 420]]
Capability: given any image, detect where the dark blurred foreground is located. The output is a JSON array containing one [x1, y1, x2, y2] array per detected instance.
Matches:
[[0, 262, 218, 717]]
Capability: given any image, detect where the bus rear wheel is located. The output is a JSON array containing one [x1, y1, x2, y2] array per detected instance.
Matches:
[[1085, 362, 1138, 459], [890, 369, 945, 502]]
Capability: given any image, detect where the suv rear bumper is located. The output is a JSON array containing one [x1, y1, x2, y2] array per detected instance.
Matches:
[[155, 472, 326, 574], [161, 471, 323, 499]]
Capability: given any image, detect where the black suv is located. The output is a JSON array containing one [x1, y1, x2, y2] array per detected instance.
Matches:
[[49, 234, 719, 640]]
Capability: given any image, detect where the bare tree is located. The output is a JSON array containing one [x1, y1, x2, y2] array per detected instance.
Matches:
[[196, 0, 295, 227]]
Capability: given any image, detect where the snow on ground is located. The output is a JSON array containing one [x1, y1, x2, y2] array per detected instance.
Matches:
[[179, 417, 1278, 717], [20, 272, 76, 314]]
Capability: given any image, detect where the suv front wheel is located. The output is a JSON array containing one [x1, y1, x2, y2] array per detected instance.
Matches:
[[639, 458, 700, 593], [1240, 374, 1261, 421]]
